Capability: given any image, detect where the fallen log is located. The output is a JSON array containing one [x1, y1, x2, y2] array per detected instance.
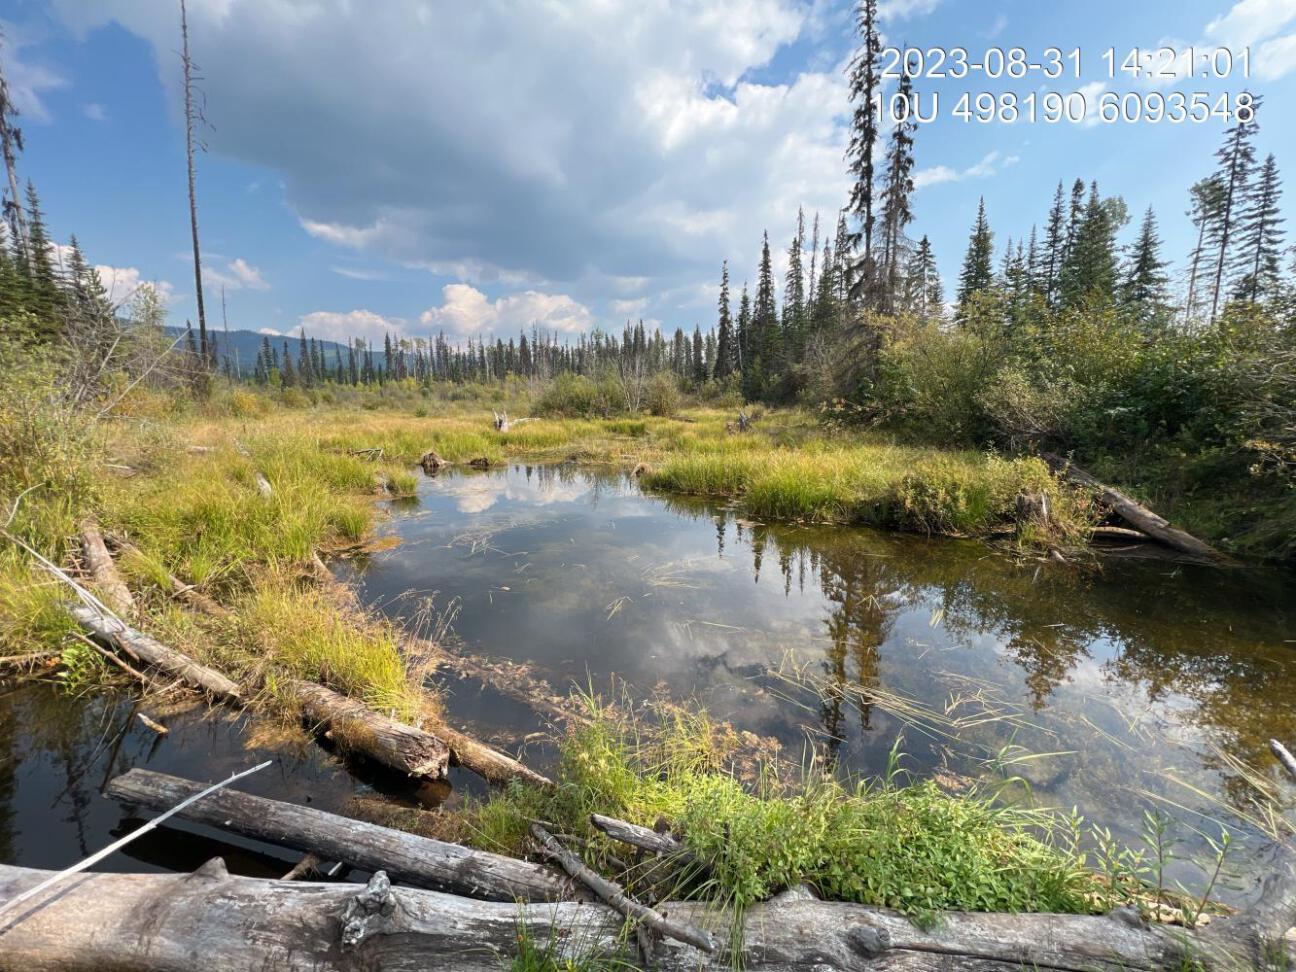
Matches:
[[105, 769, 572, 902], [0, 859, 1290, 971], [590, 813, 689, 858], [433, 718, 554, 789], [68, 605, 242, 703], [288, 679, 449, 781], [79, 521, 134, 617], [1041, 453, 1231, 563], [532, 823, 716, 954]]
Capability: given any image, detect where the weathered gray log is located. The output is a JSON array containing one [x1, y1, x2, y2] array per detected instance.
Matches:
[[79, 521, 134, 617], [590, 813, 690, 858], [69, 605, 242, 702], [1272, 739, 1296, 784], [435, 717, 554, 788], [288, 679, 449, 781], [531, 823, 716, 954], [105, 768, 574, 902], [0, 859, 1291, 971], [1041, 453, 1231, 563]]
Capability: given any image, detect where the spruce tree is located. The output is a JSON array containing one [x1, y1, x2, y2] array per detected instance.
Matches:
[[747, 232, 781, 398], [20, 181, 60, 328], [783, 209, 806, 359], [715, 260, 734, 378], [1207, 101, 1260, 322], [1059, 182, 1119, 308], [736, 282, 751, 374], [845, 0, 880, 301], [280, 341, 296, 387], [833, 214, 852, 303], [956, 197, 994, 320], [1234, 152, 1284, 305], [877, 71, 917, 311], [810, 240, 838, 335], [1041, 180, 1067, 302], [1184, 176, 1225, 323], [1122, 206, 1171, 325]]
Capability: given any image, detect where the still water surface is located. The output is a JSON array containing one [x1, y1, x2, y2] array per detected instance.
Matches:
[[3, 461, 1294, 893]]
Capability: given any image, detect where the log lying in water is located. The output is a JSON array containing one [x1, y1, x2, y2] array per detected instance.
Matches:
[[79, 521, 135, 617], [288, 679, 449, 781], [1041, 453, 1231, 563], [104, 769, 573, 902], [0, 859, 1290, 971], [434, 717, 554, 788], [68, 605, 242, 703]]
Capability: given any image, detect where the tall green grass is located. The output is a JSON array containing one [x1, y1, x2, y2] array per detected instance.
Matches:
[[462, 700, 1116, 924]]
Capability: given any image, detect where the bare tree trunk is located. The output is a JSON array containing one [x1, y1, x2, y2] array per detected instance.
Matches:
[[180, 0, 208, 364], [0, 860, 1290, 971], [0, 47, 28, 261]]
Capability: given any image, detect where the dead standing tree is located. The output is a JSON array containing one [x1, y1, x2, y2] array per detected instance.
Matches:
[[0, 32, 29, 261], [180, 0, 210, 368]]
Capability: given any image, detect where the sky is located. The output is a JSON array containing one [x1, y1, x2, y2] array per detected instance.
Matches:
[[1, 0, 1294, 345]]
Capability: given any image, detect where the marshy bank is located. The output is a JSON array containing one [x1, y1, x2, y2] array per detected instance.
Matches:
[[2, 385, 1295, 969]]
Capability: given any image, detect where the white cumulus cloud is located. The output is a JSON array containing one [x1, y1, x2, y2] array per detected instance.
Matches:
[[205, 257, 269, 291], [419, 284, 594, 338], [913, 151, 1020, 190]]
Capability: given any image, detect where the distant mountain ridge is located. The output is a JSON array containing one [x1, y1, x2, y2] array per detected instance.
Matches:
[[165, 327, 350, 371]]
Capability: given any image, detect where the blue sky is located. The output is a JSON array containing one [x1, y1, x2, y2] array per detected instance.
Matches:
[[1, 0, 1294, 345]]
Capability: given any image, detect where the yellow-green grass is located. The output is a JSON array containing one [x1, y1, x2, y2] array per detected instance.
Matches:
[[642, 445, 1066, 535]]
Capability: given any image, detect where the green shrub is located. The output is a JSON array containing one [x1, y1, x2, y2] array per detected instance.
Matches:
[[644, 373, 681, 417]]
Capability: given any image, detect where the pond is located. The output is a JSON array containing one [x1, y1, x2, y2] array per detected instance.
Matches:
[[2, 460, 1294, 898], [346, 462, 1296, 881]]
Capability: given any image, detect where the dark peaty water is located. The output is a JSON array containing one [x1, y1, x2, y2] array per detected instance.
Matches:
[[2, 461, 1293, 892]]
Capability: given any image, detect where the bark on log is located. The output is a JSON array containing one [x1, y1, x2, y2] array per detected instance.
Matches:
[[288, 679, 449, 781], [105, 769, 573, 902], [79, 521, 135, 617], [532, 823, 716, 953], [0, 860, 1290, 971], [68, 605, 242, 702], [433, 718, 554, 788], [1041, 453, 1231, 563]]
